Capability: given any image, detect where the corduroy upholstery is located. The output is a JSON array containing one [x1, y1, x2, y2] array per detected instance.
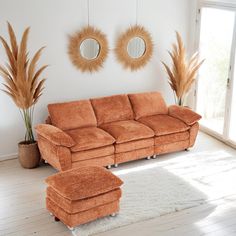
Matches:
[[115, 138, 154, 153], [168, 105, 202, 125], [47, 187, 122, 213], [36, 91, 201, 170], [155, 140, 190, 155], [35, 124, 76, 147], [72, 146, 114, 162], [66, 127, 115, 152], [138, 114, 190, 135], [46, 166, 123, 228], [72, 155, 114, 168], [91, 94, 134, 125], [189, 122, 200, 147], [115, 146, 154, 164], [47, 198, 119, 227], [48, 100, 97, 130], [128, 92, 168, 119], [46, 166, 123, 200], [154, 131, 189, 145], [100, 120, 154, 143]]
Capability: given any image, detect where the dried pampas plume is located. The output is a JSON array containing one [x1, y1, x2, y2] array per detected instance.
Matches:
[[0, 22, 48, 142], [0, 22, 48, 109], [162, 31, 204, 106]]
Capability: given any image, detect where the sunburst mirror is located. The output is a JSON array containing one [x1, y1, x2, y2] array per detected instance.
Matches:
[[68, 26, 108, 72], [115, 25, 153, 71]]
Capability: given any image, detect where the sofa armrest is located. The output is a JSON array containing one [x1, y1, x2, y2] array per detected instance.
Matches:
[[168, 105, 202, 126], [35, 124, 75, 147]]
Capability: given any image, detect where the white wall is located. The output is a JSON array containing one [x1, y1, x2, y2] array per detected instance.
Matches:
[[0, 0, 194, 160]]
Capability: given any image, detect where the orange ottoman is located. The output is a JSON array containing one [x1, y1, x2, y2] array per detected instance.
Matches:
[[45, 166, 123, 230]]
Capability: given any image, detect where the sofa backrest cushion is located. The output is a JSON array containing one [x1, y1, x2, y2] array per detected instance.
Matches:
[[91, 94, 134, 125], [128, 92, 168, 120], [48, 100, 97, 130]]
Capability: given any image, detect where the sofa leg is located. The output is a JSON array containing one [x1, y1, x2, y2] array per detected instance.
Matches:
[[106, 165, 112, 169], [152, 155, 158, 159], [185, 148, 190, 151], [68, 226, 74, 231], [110, 212, 117, 217], [114, 164, 119, 168], [42, 159, 48, 164], [146, 156, 151, 160], [49, 212, 54, 216]]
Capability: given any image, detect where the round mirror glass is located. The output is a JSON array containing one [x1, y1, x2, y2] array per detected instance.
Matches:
[[80, 38, 100, 60], [127, 37, 146, 59]]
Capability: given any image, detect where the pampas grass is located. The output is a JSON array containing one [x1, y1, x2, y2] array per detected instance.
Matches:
[[0, 22, 47, 142], [162, 32, 204, 106]]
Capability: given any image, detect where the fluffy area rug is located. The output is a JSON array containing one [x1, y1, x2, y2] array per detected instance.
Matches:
[[73, 156, 208, 236]]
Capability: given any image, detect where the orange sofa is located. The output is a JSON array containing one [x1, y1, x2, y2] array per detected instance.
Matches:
[[35, 92, 201, 171]]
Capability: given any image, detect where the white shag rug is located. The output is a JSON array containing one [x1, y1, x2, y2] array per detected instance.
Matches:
[[73, 160, 207, 236]]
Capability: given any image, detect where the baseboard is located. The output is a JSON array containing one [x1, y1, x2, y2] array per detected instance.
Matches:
[[200, 126, 236, 149], [0, 153, 18, 162]]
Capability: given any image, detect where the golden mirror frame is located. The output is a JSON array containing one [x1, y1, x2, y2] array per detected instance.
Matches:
[[115, 25, 154, 71], [68, 26, 108, 72]]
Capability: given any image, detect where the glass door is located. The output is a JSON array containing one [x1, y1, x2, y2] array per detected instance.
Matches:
[[229, 51, 236, 143], [197, 7, 235, 136]]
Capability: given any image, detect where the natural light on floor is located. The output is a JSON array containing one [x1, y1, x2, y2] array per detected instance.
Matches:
[[114, 149, 236, 201]]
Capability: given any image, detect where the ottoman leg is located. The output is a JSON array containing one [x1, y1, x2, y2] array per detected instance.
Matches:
[[49, 212, 54, 216], [152, 154, 158, 159], [54, 216, 60, 222], [146, 156, 151, 160], [106, 165, 112, 169], [114, 164, 119, 168], [185, 148, 190, 151], [68, 226, 75, 231]]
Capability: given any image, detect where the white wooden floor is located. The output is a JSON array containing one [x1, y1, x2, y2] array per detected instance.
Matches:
[[1, 132, 236, 236]]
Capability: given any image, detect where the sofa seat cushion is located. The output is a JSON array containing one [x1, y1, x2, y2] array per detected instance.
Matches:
[[48, 100, 97, 130], [115, 146, 154, 164], [66, 127, 115, 152], [72, 146, 114, 162], [115, 138, 154, 153], [128, 92, 168, 120], [138, 115, 189, 136], [91, 94, 134, 125], [45, 166, 123, 200], [155, 131, 189, 145], [72, 155, 114, 168], [100, 120, 154, 144]]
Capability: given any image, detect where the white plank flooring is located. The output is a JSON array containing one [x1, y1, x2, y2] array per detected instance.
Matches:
[[1, 132, 236, 236]]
